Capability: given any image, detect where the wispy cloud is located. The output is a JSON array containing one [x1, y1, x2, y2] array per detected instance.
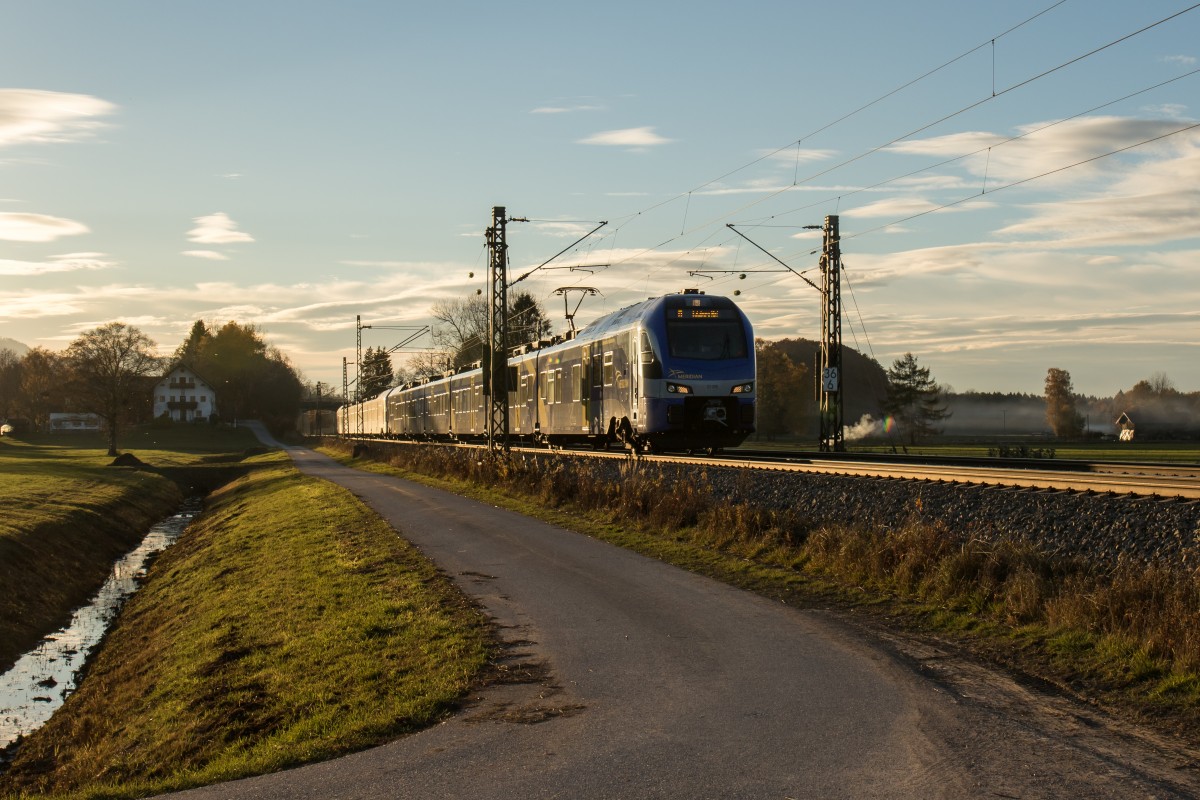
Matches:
[[0, 252, 112, 276], [578, 127, 672, 148], [889, 116, 1188, 188], [0, 89, 116, 148], [0, 212, 89, 242], [187, 212, 255, 245], [532, 104, 602, 114], [843, 196, 993, 219], [1162, 55, 1197, 67], [759, 147, 836, 164], [182, 250, 230, 261]]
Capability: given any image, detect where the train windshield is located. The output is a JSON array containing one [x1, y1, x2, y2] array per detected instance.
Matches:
[[665, 320, 748, 360]]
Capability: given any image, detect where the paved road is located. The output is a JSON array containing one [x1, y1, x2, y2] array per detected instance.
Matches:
[[169, 427, 1200, 799]]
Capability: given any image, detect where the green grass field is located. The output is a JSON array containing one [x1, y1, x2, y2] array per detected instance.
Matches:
[[1, 428, 492, 800], [742, 437, 1200, 463]]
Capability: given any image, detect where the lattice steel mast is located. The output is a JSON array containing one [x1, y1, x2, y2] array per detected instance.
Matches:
[[485, 206, 510, 453], [818, 215, 844, 452]]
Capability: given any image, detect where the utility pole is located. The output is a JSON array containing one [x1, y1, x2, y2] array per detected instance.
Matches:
[[819, 215, 844, 452], [484, 206, 510, 453], [342, 357, 349, 436], [355, 314, 365, 437], [315, 381, 323, 436]]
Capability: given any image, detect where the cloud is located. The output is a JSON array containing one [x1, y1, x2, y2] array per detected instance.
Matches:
[[1162, 55, 1197, 67], [759, 147, 837, 164], [187, 212, 255, 244], [995, 132, 1200, 246], [577, 127, 672, 148], [182, 250, 230, 261], [0, 89, 116, 148], [0, 212, 89, 242], [0, 252, 112, 276], [531, 104, 602, 114], [1143, 103, 1189, 120], [889, 116, 1189, 188], [843, 196, 994, 220]]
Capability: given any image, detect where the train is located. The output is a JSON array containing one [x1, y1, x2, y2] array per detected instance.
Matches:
[[336, 290, 756, 453]]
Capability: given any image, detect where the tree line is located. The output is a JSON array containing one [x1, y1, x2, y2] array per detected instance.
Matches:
[[0, 320, 303, 454]]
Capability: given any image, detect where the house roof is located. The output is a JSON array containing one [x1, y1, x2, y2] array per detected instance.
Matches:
[[160, 360, 218, 389]]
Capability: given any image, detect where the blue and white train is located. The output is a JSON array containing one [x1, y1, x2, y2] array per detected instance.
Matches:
[[337, 290, 756, 453]]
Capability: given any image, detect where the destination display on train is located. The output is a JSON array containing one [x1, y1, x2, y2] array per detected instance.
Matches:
[[672, 307, 735, 320]]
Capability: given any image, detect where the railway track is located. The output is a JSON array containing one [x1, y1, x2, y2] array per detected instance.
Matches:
[[710, 451, 1200, 501], [337, 437, 1200, 501]]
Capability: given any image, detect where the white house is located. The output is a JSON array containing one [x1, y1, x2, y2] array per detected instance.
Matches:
[[153, 363, 219, 423]]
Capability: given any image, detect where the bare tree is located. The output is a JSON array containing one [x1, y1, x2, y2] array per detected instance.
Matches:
[[429, 291, 554, 371], [66, 322, 162, 455], [0, 349, 21, 421], [17, 348, 69, 432]]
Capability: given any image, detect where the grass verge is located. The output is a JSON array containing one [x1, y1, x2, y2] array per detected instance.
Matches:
[[0, 450, 490, 800], [317, 439, 1200, 738]]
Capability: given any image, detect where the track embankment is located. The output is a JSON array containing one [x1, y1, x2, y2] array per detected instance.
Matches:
[[698, 464, 1200, 569]]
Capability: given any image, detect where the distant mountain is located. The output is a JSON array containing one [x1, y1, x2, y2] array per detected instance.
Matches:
[[0, 337, 30, 357]]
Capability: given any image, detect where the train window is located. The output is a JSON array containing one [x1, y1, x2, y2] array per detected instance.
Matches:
[[554, 369, 563, 404], [603, 352, 614, 386], [665, 320, 748, 360], [573, 364, 582, 402], [543, 370, 553, 403], [640, 330, 657, 364]]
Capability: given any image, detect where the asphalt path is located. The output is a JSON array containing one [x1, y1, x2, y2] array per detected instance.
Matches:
[[167, 427, 1200, 799]]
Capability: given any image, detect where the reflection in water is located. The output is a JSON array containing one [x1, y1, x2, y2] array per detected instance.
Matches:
[[0, 500, 200, 750]]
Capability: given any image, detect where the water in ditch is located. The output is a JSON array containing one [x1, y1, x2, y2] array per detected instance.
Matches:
[[0, 500, 202, 752]]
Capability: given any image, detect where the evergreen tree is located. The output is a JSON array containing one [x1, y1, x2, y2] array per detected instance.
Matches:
[[359, 346, 394, 399], [173, 319, 211, 365], [508, 290, 553, 346], [1044, 367, 1083, 437], [884, 352, 949, 444], [189, 321, 303, 434]]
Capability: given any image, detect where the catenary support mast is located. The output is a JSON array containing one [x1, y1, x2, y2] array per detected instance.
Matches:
[[485, 206, 510, 453], [819, 215, 844, 452]]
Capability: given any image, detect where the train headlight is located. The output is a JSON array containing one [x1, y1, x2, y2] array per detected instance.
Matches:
[[666, 383, 692, 394], [731, 382, 754, 394]]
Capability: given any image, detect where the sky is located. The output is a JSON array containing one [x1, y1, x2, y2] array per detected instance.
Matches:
[[1, 0, 1198, 398]]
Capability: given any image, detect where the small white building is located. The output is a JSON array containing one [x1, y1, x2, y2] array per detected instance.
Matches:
[[153, 363, 219, 423], [48, 412, 103, 433]]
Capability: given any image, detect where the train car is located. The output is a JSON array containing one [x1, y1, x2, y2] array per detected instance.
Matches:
[[337, 290, 756, 453]]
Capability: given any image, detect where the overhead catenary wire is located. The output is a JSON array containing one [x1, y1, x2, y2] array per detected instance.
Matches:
[[596, 2, 1198, 297]]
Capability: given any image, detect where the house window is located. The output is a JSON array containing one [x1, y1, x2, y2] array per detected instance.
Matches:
[[200, 396, 206, 402]]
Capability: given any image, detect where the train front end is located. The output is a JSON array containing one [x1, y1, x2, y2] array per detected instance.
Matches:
[[638, 291, 755, 452]]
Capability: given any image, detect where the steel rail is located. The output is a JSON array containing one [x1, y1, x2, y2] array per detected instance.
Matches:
[[332, 437, 1200, 500]]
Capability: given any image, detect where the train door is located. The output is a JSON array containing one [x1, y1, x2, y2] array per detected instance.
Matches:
[[591, 341, 607, 434], [629, 330, 639, 430], [574, 362, 585, 432]]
